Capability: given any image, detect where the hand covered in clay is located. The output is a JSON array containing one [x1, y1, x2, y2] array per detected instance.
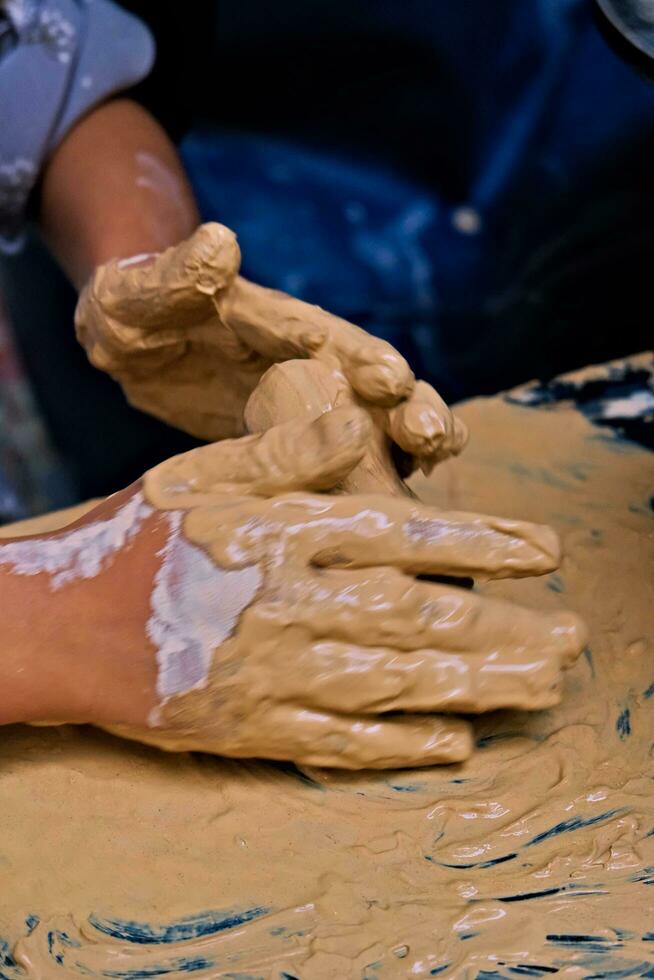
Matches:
[[75, 223, 466, 473], [76, 406, 584, 770]]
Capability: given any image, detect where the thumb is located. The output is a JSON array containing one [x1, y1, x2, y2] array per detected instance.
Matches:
[[85, 223, 241, 330], [145, 407, 372, 506]]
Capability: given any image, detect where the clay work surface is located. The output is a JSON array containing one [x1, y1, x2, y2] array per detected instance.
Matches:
[[0, 357, 653, 978]]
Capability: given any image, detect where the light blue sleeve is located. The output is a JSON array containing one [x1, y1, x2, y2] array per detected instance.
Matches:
[[0, 0, 154, 252]]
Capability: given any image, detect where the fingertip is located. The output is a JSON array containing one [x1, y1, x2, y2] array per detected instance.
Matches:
[[182, 222, 241, 295], [483, 517, 562, 577], [427, 718, 474, 764], [525, 523, 562, 573], [553, 612, 588, 668], [387, 382, 466, 465], [390, 400, 449, 456], [313, 405, 372, 453], [299, 407, 371, 490], [397, 716, 474, 767], [348, 351, 415, 405]]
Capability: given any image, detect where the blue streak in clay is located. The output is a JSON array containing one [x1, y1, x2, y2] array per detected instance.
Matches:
[[88, 907, 270, 944], [476, 732, 540, 749], [630, 866, 654, 885], [436, 852, 518, 869], [101, 959, 215, 978], [617, 708, 632, 739], [496, 884, 606, 903], [23, 916, 39, 936], [0, 942, 16, 968], [580, 964, 654, 979], [268, 762, 323, 790], [0, 938, 19, 979], [497, 886, 565, 903], [526, 808, 628, 846], [508, 967, 559, 976], [546, 934, 623, 953]]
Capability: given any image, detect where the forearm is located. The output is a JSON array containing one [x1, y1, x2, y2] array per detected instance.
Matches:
[[39, 99, 200, 290]]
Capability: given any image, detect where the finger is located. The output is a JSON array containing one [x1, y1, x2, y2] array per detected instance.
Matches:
[[92, 223, 241, 328], [274, 641, 571, 715], [247, 706, 474, 769], [419, 414, 469, 476], [322, 321, 415, 406], [385, 381, 468, 465], [239, 551, 584, 717], [216, 277, 329, 360], [144, 406, 372, 506], [218, 278, 416, 404], [105, 709, 472, 768], [257, 568, 585, 662], [302, 497, 562, 579]]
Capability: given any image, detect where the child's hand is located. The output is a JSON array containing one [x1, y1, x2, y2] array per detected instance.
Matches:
[[88, 407, 582, 769], [75, 223, 467, 473]]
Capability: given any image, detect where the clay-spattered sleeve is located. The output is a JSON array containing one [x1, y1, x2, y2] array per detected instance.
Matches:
[[0, 0, 154, 251]]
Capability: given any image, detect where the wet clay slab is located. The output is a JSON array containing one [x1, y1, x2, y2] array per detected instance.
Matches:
[[1, 358, 653, 978]]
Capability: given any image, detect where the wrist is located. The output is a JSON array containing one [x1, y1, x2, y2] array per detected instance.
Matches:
[[0, 560, 82, 725], [40, 98, 200, 289], [0, 488, 163, 729]]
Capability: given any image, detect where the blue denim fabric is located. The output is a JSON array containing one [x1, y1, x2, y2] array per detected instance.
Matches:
[[181, 0, 654, 398]]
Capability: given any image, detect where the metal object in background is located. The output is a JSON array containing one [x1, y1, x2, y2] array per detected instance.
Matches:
[[596, 0, 654, 76]]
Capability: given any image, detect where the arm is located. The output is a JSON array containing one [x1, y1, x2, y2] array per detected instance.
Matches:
[[39, 98, 200, 290]]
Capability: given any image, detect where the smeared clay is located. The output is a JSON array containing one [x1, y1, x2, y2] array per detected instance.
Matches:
[[147, 511, 262, 700], [0, 491, 152, 589], [0, 368, 652, 977]]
